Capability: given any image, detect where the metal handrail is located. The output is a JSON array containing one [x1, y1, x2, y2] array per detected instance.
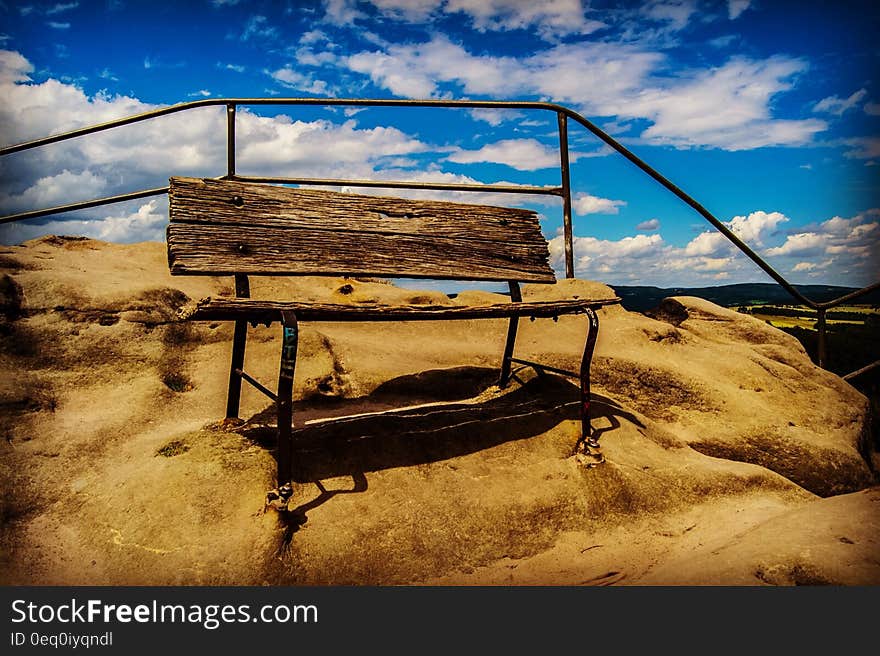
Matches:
[[843, 360, 880, 383], [1, 97, 877, 372]]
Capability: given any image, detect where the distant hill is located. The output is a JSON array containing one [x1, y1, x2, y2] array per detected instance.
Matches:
[[611, 283, 880, 312]]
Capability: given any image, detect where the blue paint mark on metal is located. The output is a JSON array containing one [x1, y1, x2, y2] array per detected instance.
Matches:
[[281, 323, 298, 378]]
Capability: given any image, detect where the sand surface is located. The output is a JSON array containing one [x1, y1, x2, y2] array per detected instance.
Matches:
[[1, 236, 877, 585]]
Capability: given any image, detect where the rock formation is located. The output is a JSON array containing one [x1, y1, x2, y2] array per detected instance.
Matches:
[[1, 237, 876, 585]]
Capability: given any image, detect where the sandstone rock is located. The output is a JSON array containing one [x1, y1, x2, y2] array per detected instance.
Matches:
[[0, 238, 876, 585]]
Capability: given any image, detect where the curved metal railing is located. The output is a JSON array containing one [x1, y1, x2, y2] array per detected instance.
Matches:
[[1, 97, 877, 376]]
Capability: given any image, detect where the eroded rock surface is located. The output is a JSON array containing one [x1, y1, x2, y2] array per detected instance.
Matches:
[[0, 238, 876, 585]]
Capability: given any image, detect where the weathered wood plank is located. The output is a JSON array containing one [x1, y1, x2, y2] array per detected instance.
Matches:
[[169, 177, 546, 244], [167, 222, 556, 282], [180, 297, 622, 323]]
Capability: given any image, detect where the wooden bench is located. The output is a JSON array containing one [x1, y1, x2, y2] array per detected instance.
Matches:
[[168, 176, 619, 490]]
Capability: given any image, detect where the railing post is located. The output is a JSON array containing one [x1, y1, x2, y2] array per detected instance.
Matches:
[[816, 308, 827, 368], [557, 112, 574, 279], [226, 103, 236, 177]]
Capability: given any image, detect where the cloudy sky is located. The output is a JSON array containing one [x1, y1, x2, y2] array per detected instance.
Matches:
[[0, 0, 877, 288]]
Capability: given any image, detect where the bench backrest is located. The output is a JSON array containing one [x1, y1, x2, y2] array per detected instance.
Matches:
[[167, 177, 556, 283]]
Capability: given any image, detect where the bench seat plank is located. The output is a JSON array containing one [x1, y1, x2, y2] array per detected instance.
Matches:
[[167, 177, 556, 282], [169, 177, 546, 243], [181, 297, 621, 323], [167, 222, 557, 282]]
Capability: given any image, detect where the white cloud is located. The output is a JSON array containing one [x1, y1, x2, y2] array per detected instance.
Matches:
[[241, 15, 278, 41], [576, 233, 663, 257], [0, 67, 152, 150], [448, 138, 580, 171], [551, 232, 662, 264], [188, 89, 211, 97], [813, 88, 867, 116], [346, 36, 521, 98], [709, 34, 737, 48], [642, 0, 698, 31], [764, 232, 825, 257], [443, 0, 605, 39], [342, 37, 826, 150], [763, 211, 879, 282], [211, 0, 240, 6], [46, 2, 78, 15], [300, 30, 329, 45], [727, 0, 750, 20], [468, 108, 524, 126], [684, 230, 726, 256], [0, 170, 107, 212], [235, 117, 430, 177], [369, 0, 439, 22], [632, 57, 827, 150], [218, 62, 245, 73], [346, 36, 660, 103], [685, 211, 788, 256], [572, 192, 626, 216], [47, 21, 70, 29], [726, 210, 789, 244], [295, 48, 338, 67], [0, 50, 33, 84], [843, 137, 880, 160], [326, 1, 604, 39], [818, 214, 867, 237], [323, 0, 367, 25], [543, 209, 879, 286], [0, 199, 168, 244], [636, 218, 660, 231], [269, 67, 331, 94], [346, 48, 434, 97], [692, 257, 733, 272], [547, 233, 666, 281]]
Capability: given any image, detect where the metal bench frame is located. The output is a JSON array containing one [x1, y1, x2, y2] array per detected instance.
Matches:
[[168, 176, 618, 486]]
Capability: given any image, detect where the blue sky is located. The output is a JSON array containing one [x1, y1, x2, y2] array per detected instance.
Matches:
[[0, 0, 878, 288]]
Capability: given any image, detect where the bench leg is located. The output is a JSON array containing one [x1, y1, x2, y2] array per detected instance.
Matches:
[[498, 315, 520, 388], [225, 319, 248, 419], [498, 281, 522, 389], [277, 310, 299, 486], [579, 307, 600, 448], [225, 274, 250, 420]]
